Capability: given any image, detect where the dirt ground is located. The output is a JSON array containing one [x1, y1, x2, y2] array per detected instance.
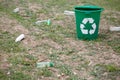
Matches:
[[0, 0, 120, 80]]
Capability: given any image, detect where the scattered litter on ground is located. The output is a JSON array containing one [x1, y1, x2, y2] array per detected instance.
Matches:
[[35, 19, 51, 25], [13, 8, 19, 13], [57, 74, 61, 78], [37, 62, 54, 68], [88, 61, 93, 66], [64, 10, 75, 15], [7, 71, 10, 75], [109, 27, 120, 31], [73, 72, 77, 75], [15, 34, 25, 42]]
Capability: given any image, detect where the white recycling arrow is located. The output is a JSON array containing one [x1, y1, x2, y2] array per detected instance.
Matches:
[[82, 18, 88, 24], [89, 23, 96, 34], [88, 18, 94, 23], [80, 24, 88, 34], [80, 18, 96, 35]]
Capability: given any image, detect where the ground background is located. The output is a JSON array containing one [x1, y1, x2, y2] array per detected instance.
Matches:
[[0, 0, 120, 80]]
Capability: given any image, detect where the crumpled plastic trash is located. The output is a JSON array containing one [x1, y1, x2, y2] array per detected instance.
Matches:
[[13, 8, 19, 13]]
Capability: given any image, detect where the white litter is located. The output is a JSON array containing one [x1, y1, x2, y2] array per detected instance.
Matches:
[[13, 8, 19, 13], [109, 27, 120, 31], [64, 10, 75, 15], [15, 34, 25, 42]]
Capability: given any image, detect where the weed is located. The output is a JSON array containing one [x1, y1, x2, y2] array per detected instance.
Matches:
[[49, 53, 60, 61], [10, 71, 31, 80], [91, 64, 120, 80], [0, 69, 8, 80], [0, 0, 120, 80], [66, 76, 81, 80], [8, 53, 37, 66], [0, 31, 25, 53], [37, 68, 53, 77], [105, 64, 120, 72], [108, 38, 120, 54], [56, 64, 81, 80], [90, 64, 106, 79]]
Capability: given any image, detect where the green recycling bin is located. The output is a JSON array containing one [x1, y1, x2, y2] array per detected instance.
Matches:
[[74, 5, 103, 40]]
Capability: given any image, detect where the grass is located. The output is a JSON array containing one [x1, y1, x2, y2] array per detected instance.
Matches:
[[37, 68, 53, 77], [0, 31, 25, 53], [108, 38, 120, 54], [90, 64, 120, 80], [80, 0, 120, 11], [0, 0, 120, 80]]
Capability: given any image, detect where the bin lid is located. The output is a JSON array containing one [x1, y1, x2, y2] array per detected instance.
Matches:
[[75, 5, 104, 12]]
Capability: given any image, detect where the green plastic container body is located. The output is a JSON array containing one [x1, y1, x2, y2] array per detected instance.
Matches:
[[74, 5, 103, 40]]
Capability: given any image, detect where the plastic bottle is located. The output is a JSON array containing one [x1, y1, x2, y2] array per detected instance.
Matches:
[[35, 19, 51, 25], [37, 62, 54, 68]]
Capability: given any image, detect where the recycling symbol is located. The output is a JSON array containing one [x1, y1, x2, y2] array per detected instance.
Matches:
[[80, 18, 96, 35]]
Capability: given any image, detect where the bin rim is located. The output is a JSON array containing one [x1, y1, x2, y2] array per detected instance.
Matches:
[[74, 5, 104, 12]]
